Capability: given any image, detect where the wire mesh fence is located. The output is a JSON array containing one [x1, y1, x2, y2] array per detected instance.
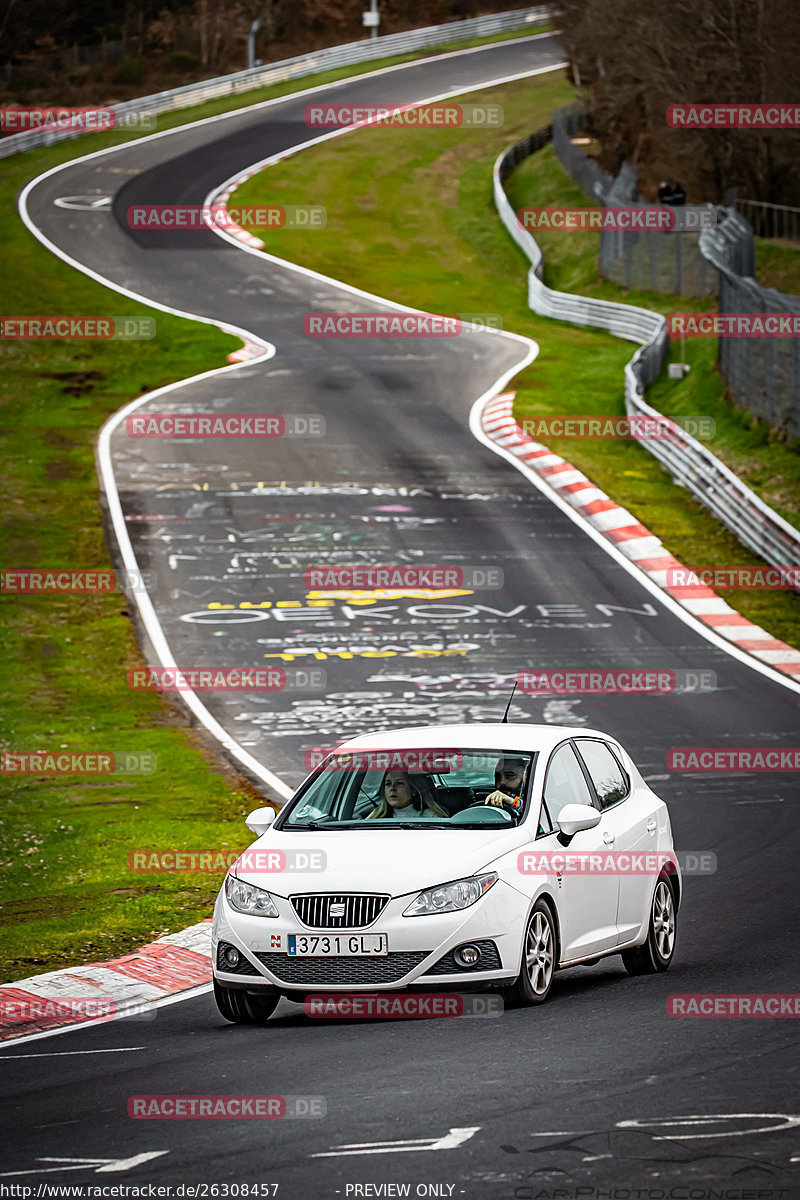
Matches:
[[552, 104, 799, 436], [553, 104, 717, 296], [702, 213, 800, 439], [494, 125, 800, 570]]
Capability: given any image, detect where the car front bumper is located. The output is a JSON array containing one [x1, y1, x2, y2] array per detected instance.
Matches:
[[212, 880, 525, 993]]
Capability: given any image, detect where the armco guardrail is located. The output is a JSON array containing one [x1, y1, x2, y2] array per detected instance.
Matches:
[[0, 6, 553, 159], [494, 131, 800, 572]]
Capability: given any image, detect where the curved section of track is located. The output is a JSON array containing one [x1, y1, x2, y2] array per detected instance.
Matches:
[[9, 34, 800, 1196]]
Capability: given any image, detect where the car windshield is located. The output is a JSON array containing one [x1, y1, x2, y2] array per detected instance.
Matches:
[[280, 747, 536, 828]]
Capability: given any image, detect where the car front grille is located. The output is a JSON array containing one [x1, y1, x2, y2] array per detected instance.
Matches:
[[290, 893, 389, 929], [255, 951, 428, 985], [424, 940, 502, 975]]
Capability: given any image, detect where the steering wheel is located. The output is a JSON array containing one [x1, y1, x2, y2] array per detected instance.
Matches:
[[466, 794, 520, 819]]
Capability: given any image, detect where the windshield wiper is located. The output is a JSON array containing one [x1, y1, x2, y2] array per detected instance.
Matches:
[[285, 820, 341, 830], [391, 821, 451, 829]]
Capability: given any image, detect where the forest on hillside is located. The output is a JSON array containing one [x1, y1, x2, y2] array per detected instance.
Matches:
[[556, 0, 800, 205], [0, 0, 534, 101]]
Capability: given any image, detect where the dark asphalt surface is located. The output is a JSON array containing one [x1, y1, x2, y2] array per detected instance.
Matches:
[[6, 33, 799, 1199]]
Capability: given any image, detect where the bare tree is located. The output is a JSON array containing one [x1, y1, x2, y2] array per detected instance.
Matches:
[[555, 0, 800, 204]]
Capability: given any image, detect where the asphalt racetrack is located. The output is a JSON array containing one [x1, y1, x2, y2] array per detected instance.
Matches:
[[4, 32, 799, 1199]]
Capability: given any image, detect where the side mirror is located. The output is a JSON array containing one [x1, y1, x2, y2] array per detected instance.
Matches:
[[245, 806, 276, 836], [557, 803, 601, 837]]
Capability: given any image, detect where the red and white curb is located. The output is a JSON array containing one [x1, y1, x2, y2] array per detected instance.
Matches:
[[211, 186, 265, 250], [482, 393, 800, 680], [210, 185, 271, 364], [0, 921, 212, 1043], [227, 335, 267, 363], [209, 179, 267, 364]]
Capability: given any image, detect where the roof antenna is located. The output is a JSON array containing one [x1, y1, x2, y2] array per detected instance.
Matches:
[[501, 679, 518, 723]]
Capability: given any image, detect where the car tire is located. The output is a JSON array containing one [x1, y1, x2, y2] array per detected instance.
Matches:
[[622, 875, 677, 975], [214, 979, 280, 1024], [506, 899, 557, 1006]]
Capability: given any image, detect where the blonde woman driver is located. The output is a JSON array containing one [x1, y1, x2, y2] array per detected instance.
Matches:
[[367, 770, 449, 820]]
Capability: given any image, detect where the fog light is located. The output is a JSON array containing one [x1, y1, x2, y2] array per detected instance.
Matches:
[[223, 945, 240, 968], [454, 944, 480, 968]]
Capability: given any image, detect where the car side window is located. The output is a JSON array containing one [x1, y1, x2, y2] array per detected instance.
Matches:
[[574, 739, 629, 809], [535, 795, 552, 837], [542, 743, 595, 828]]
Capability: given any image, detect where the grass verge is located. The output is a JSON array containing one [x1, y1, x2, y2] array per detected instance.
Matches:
[[0, 153, 259, 979], [0, 28, 560, 980], [231, 75, 799, 647], [753, 238, 800, 294]]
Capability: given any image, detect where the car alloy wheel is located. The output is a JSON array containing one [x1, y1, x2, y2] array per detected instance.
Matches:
[[507, 900, 557, 1006], [622, 876, 676, 975]]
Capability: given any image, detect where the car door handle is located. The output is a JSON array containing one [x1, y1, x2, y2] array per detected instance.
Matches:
[[603, 831, 615, 845], [647, 819, 657, 834]]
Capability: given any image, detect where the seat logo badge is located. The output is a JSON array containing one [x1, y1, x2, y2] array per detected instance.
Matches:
[[330, 902, 345, 917]]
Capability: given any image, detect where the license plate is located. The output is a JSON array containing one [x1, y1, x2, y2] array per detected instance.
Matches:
[[287, 933, 388, 957]]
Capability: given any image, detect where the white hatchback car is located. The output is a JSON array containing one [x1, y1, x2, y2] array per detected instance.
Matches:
[[212, 723, 680, 1023]]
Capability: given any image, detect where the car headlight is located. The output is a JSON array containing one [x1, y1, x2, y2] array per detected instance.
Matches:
[[403, 873, 498, 917], [224, 874, 279, 917]]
